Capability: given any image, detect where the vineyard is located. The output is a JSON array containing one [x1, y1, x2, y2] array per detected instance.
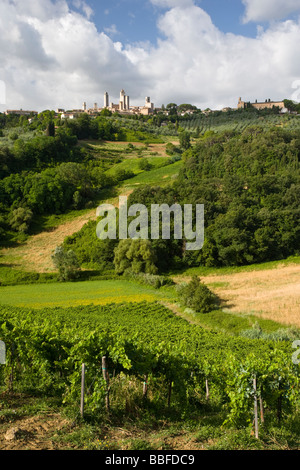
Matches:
[[180, 111, 300, 135], [0, 301, 299, 441]]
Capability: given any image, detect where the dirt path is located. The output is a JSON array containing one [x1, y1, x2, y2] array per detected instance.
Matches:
[[0, 210, 97, 273], [174, 264, 300, 327], [0, 190, 134, 274]]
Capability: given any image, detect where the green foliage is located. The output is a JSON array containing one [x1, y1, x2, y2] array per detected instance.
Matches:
[[45, 121, 55, 137], [63, 219, 117, 271], [165, 142, 181, 156], [180, 107, 300, 135], [0, 301, 298, 429], [114, 239, 158, 275], [179, 130, 191, 150], [9, 132, 19, 141], [283, 99, 300, 113], [138, 158, 153, 171], [123, 271, 174, 289], [9, 207, 33, 233], [177, 275, 217, 313], [51, 245, 81, 281], [0, 265, 57, 286], [127, 126, 300, 269]]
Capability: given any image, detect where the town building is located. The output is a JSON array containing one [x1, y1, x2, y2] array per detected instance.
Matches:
[[238, 97, 286, 111], [5, 109, 38, 116], [104, 92, 109, 108], [104, 90, 154, 116]]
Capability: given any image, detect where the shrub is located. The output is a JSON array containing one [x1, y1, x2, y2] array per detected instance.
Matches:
[[51, 246, 81, 281], [178, 275, 217, 313], [123, 271, 174, 288], [240, 324, 300, 342], [138, 158, 153, 171]]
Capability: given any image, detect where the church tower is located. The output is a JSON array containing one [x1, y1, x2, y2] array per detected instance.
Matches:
[[119, 89, 126, 111], [104, 92, 109, 108]]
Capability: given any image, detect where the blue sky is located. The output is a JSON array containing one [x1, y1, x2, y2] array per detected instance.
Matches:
[[70, 0, 256, 44], [1, 0, 300, 111], [72, 0, 297, 43]]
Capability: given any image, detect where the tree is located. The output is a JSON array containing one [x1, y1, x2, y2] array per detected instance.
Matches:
[[100, 108, 112, 117], [9, 207, 33, 233], [178, 276, 217, 313], [283, 99, 297, 112], [166, 103, 178, 116], [177, 104, 197, 113], [113, 239, 158, 275], [46, 121, 55, 137], [179, 130, 191, 150], [52, 246, 80, 281]]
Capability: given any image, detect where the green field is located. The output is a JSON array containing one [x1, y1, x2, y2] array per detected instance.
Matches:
[[0, 279, 175, 309], [105, 155, 170, 177], [122, 160, 183, 187]]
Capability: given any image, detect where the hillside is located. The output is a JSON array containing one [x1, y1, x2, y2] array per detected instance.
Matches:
[[1, 117, 299, 328], [0, 109, 300, 451]]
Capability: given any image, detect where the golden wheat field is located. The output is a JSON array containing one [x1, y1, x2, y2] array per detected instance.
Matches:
[[201, 264, 300, 327]]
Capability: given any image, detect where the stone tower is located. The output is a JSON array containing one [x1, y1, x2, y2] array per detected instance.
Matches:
[[119, 89, 126, 110], [104, 92, 109, 108]]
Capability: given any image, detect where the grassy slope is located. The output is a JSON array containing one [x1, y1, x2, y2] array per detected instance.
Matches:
[[0, 279, 175, 309]]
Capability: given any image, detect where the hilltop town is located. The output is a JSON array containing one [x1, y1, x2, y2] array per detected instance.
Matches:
[[3, 93, 293, 119]]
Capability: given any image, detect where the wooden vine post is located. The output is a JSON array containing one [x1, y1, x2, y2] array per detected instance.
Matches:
[[167, 380, 172, 408], [80, 363, 86, 418], [9, 342, 15, 394], [102, 356, 110, 412], [143, 375, 148, 400], [253, 375, 259, 439], [259, 393, 265, 424], [205, 379, 210, 401]]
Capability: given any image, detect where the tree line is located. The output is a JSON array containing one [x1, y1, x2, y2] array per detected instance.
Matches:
[[64, 126, 300, 273]]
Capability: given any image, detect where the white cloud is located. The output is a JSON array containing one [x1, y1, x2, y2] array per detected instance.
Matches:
[[8, 0, 69, 22], [0, 0, 300, 113], [150, 0, 194, 8], [130, 4, 300, 109], [242, 0, 300, 23], [0, 0, 143, 111], [104, 24, 119, 36], [72, 0, 94, 20]]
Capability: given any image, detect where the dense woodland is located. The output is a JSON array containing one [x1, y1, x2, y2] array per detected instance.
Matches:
[[64, 125, 300, 273], [0, 107, 300, 274]]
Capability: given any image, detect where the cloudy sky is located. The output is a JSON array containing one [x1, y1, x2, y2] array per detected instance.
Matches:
[[1, 0, 300, 112]]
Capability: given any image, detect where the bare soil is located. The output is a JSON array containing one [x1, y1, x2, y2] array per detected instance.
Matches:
[[0, 413, 72, 450]]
